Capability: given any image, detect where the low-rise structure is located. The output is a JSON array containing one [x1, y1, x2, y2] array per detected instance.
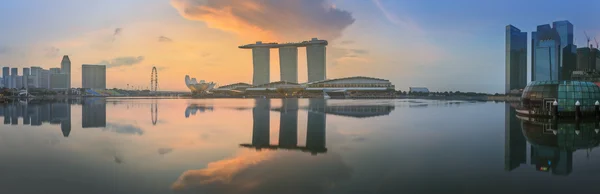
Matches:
[[409, 87, 430, 93]]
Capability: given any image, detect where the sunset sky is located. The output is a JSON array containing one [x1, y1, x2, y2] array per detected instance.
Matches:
[[0, 0, 598, 93]]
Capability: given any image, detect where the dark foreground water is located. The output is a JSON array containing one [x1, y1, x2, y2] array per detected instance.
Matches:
[[1, 98, 599, 194]]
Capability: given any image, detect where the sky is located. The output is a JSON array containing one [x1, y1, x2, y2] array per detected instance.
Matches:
[[0, 0, 599, 93]]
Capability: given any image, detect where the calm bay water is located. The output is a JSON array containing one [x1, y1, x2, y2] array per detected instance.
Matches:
[[1, 98, 599, 194]]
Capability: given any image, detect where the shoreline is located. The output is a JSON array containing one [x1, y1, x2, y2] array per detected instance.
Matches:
[[2, 95, 522, 102]]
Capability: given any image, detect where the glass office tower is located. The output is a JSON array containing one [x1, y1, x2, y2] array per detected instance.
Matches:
[[531, 21, 576, 81], [505, 25, 528, 93]]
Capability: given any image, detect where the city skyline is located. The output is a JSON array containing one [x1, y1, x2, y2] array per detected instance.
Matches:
[[0, 0, 599, 93]]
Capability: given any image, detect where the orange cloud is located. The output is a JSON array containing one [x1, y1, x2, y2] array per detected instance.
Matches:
[[172, 150, 274, 189], [171, 150, 352, 194], [170, 0, 355, 41]]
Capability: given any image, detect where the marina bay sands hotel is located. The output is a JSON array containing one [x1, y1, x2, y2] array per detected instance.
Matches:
[[239, 38, 327, 85]]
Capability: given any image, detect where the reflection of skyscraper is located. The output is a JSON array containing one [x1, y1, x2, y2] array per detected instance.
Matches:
[[51, 102, 71, 137], [504, 104, 526, 171], [82, 98, 107, 128], [241, 98, 329, 155], [279, 98, 298, 148], [252, 98, 270, 146], [306, 99, 326, 154], [0, 101, 71, 137]]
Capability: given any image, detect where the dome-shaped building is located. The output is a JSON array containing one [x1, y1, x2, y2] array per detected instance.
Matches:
[[519, 81, 600, 117]]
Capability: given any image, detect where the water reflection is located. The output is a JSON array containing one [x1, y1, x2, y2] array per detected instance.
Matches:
[[240, 99, 328, 155], [0, 98, 120, 137], [239, 99, 395, 155], [506, 104, 600, 176], [82, 98, 106, 128], [185, 104, 214, 118], [0, 100, 72, 137]]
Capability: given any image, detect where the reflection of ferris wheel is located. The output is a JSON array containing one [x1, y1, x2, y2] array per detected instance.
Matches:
[[151, 67, 158, 92], [151, 101, 158, 125]]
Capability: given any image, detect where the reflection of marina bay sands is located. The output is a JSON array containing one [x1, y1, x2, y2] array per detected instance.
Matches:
[[239, 38, 327, 85], [506, 104, 600, 176], [0, 99, 107, 137], [240, 99, 395, 155]]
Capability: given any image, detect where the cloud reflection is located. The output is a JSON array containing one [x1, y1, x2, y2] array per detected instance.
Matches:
[[105, 123, 144, 135], [172, 150, 352, 194]]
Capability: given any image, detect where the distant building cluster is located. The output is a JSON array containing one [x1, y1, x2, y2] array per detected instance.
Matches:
[[506, 21, 600, 93], [1, 56, 71, 90], [0, 55, 107, 92]]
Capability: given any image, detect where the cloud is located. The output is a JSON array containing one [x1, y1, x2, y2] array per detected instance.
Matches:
[[158, 148, 174, 155], [158, 36, 173, 42], [170, 0, 355, 41], [371, 0, 423, 33], [104, 123, 144, 135], [329, 47, 370, 66], [200, 52, 211, 57], [0, 46, 11, 55], [352, 137, 367, 142], [99, 56, 145, 68], [339, 40, 355, 45], [349, 49, 368, 54], [172, 150, 352, 194], [156, 66, 169, 71], [112, 28, 123, 42], [44, 46, 60, 58]]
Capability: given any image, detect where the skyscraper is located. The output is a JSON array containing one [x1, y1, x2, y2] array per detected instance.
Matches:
[[279, 46, 298, 83], [61, 55, 71, 89], [49, 68, 61, 74], [577, 47, 600, 71], [505, 25, 528, 93], [82, 64, 106, 89], [10, 68, 18, 89], [30, 66, 43, 88], [50, 74, 69, 90], [2, 67, 8, 88], [531, 21, 576, 81], [22, 68, 30, 89], [252, 45, 270, 86], [306, 38, 327, 82]]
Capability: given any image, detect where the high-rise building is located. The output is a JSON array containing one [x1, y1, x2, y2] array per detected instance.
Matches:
[[40, 69, 50, 89], [10, 68, 18, 88], [82, 64, 106, 89], [30, 67, 43, 88], [577, 47, 600, 71], [252, 45, 270, 86], [61, 55, 71, 89], [22, 68, 30, 89], [306, 38, 327, 82], [505, 25, 528, 93], [49, 68, 61, 74], [279, 46, 298, 83], [50, 74, 69, 90], [531, 21, 576, 81], [2, 67, 8, 88], [15, 76, 23, 89], [240, 38, 328, 85]]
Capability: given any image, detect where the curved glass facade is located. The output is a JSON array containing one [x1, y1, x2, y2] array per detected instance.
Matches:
[[521, 81, 600, 113]]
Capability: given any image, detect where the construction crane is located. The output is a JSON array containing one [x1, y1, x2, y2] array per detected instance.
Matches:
[[584, 31, 591, 48]]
